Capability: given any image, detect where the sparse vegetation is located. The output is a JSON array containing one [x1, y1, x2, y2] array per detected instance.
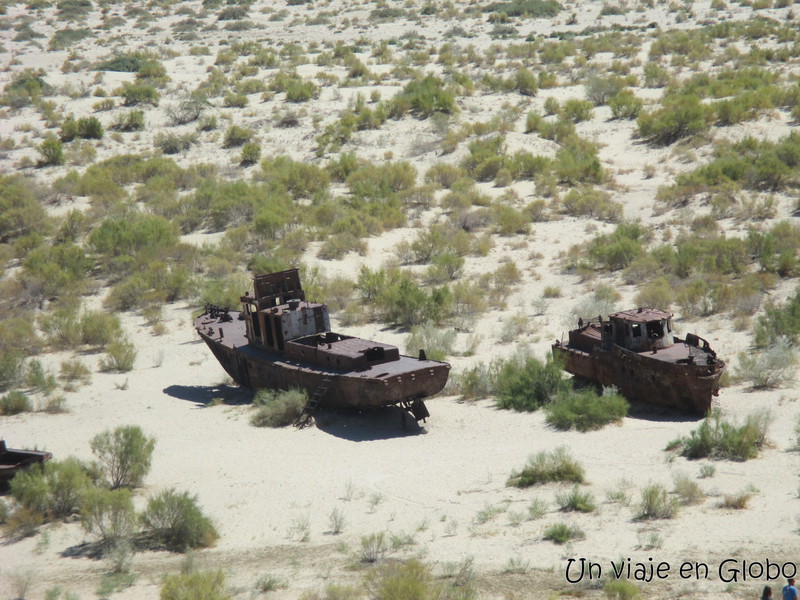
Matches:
[[251, 388, 307, 427], [508, 447, 585, 488], [669, 408, 771, 461]]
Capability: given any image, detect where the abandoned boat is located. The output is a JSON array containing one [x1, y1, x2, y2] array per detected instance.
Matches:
[[552, 308, 725, 414], [195, 269, 450, 422], [0, 440, 52, 483]]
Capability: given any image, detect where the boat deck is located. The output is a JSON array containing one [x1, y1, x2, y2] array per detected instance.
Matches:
[[196, 311, 445, 379]]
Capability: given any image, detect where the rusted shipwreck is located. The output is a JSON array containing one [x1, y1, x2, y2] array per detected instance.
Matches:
[[0, 440, 52, 483], [552, 308, 725, 414], [195, 268, 450, 423]]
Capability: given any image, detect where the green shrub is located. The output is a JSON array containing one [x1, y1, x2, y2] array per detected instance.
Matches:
[[91, 425, 156, 489], [671, 408, 771, 461], [141, 488, 218, 551], [604, 579, 642, 600], [555, 485, 596, 512], [49, 27, 91, 50], [494, 352, 569, 412], [223, 92, 247, 108], [587, 222, 648, 271], [404, 321, 456, 362], [508, 447, 585, 488], [240, 142, 261, 166], [609, 89, 643, 119], [636, 483, 678, 520], [545, 387, 628, 431], [673, 472, 705, 505], [223, 124, 252, 148], [0, 174, 49, 241], [251, 388, 307, 427], [585, 73, 624, 106], [0, 390, 32, 415], [81, 487, 137, 549], [391, 75, 456, 118], [77, 116, 103, 139], [554, 138, 603, 184], [112, 110, 145, 131], [637, 94, 711, 145], [561, 98, 594, 123], [736, 339, 798, 389], [561, 186, 621, 222], [99, 338, 137, 372], [38, 134, 64, 166], [160, 570, 230, 600], [11, 458, 93, 520], [754, 287, 800, 348], [89, 213, 178, 258], [1, 68, 51, 108], [485, 0, 562, 18], [154, 132, 198, 154], [80, 310, 122, 348], [117, 82, 159, 106], [543, 522, 584, 544], [514, 67, 537, 96]]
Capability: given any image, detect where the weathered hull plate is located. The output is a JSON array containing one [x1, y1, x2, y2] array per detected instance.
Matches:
[[198, 324, 450, 410]]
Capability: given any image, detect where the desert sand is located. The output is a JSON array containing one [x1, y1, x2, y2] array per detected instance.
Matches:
[[2, 0, 800, 598]]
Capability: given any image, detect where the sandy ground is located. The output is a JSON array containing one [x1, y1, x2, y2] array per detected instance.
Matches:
[[3, 0, 800, 598]]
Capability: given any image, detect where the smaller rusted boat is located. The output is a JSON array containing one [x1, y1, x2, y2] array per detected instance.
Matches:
[[552, 308, 725, 414], [0, 440, 52, 483]]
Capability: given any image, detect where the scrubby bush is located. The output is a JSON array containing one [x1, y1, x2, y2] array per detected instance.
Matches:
[[11, 458, 93, 520], [637, 95, 711, 146], [543, 522, 585, 544], [404, 321, 456, 362], [38, 134, 64, 166], [545, 387, 628, 431], [670, 408, 771, 461], [1, 68, 51, 108], [585, 73, 624, 106], [561, 98, 594, 123], [507, 447, 585, 488], [155, 132, 198, 154], [556, 484, 596, 513], [390, 75, 456, 118], [0, 390, 32, 415], [604, 579, 642, 600], [111, 109, 145, 131], [251, 388, 307, 427], [609, 89, 643, 119], [240, 142, 261, 166], [160, 570, 230, 600], [754, 287, 800, 348], [636, 484, 678, 520], [99, 338, 137, 372], [494, 352, 569, 411], [77, 116, 103, 139], [223, 124, 253, 148], [141, 488, 218, 551], [116, 82, 159, 106], [561, 186, 621, 222], [736, 339, 798, 389], [91, 425, 156, 489], [81, 487, 137, 550]]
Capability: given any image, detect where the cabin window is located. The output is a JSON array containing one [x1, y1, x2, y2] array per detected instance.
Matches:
[[646, 320, 664, 339], [631, 323, 642, 338], [603, 323, 612, 334], [250, 304, 261, 340]]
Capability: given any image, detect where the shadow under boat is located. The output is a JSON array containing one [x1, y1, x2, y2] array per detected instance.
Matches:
[[162, 384, 252, 407], [312, 406, 426, 441]]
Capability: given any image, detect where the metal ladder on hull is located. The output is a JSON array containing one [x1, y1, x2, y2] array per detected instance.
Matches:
[[295, 376, 332, 429]]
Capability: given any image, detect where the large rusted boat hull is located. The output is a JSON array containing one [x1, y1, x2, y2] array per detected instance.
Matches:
[[552, 340, 724, 414], [196, 313, 450, 410]]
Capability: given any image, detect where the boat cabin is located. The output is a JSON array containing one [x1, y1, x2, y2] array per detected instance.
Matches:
[[241, 269, 331, 352], [600, 308, 674, 352]]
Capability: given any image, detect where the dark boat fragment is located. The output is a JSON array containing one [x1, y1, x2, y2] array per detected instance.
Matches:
[[0, 440, 52, 483], [552, 308, 725, 414], [195, 269, 450, 423]]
